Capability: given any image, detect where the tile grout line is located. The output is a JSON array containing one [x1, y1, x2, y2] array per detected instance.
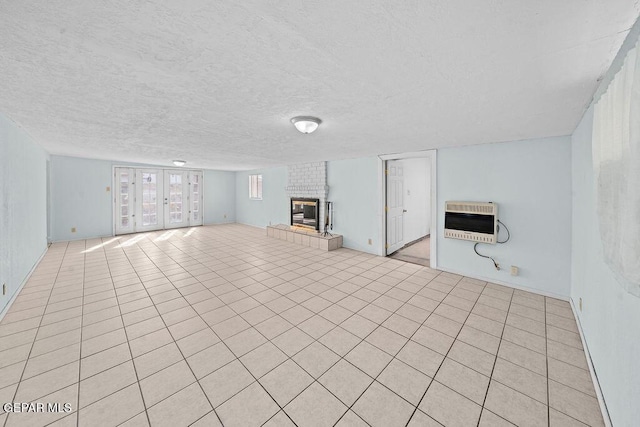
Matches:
[[74, 239, 87, 427], [100, 236, 153, 427], [402, 277, 489, 427], [474, 283, 515, 427]]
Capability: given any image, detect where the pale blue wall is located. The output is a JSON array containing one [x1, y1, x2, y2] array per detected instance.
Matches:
[[235, 167, 289, 228], [204, 170, 236, 224], [50, 155, 237, 241], [327, 157, 380, 254], [436, 137, 572, 298], [50, 156, 113, 241], [0, 113, 48, 315], [569, 17, 640, 424], [571, 106, 640, 427]]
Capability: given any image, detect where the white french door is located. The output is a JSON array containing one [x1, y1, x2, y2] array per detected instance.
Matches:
[[114, 168, 203, 235], [386, 160, 405, 254]]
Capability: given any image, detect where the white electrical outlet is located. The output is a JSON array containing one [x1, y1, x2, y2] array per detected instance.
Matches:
[[510, 266, 519, 276]]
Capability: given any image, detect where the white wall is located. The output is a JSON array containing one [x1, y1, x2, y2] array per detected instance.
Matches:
[[204, 170, 236, 225], [327, 157, 380, 254], [398, 157, 430, 243], [235, 166, 289, 228], [50, 155, 237, 241], [0, 113, 48, 315], [436, 136, 572, 298]]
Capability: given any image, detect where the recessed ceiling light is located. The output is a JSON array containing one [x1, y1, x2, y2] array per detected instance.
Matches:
[[172, 160, 186, 166], [291, 116, 322, 134]]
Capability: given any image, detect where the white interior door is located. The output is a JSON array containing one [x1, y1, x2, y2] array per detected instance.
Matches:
[[189, 171, 204, 226], [136, 169, 164, 232], [164, 170, 190, 229], [386, 160, 405, 254], [115, 168, 135, 235]]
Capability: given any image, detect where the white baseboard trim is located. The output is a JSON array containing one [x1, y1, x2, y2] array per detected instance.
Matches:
[[569, 299, 612, 427], [433, 266, 570, 301], [0, 246, 49, 323]]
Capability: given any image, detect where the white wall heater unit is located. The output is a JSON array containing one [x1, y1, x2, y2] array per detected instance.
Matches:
[[444, 201, 498, 244]]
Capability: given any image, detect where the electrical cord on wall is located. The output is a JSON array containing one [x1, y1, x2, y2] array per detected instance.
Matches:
[[497, 220, 510, 244], [474, 219, 511, 270], [474, 242, 500, 270]]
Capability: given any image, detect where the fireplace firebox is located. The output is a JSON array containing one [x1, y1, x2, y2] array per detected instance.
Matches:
[[290, 198, 320, 231]]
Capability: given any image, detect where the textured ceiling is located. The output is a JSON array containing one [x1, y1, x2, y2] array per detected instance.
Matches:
[[1, 1, 638, 170]]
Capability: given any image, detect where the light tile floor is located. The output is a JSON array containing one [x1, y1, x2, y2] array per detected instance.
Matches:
[[0, 224, 603, 427]]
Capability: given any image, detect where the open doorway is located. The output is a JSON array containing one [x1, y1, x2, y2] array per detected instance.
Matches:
[[380, 151, 436, 268]]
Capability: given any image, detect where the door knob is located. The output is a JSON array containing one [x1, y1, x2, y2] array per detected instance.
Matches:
[[403, 209, 407, 213]]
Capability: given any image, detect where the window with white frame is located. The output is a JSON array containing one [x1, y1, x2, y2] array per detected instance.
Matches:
[[249, 174, 263, 199]]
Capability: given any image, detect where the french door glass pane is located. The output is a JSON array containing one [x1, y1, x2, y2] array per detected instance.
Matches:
[[142, 172, 158, 226], [119, 171, 130, 229], [169, 173, 183, 223]]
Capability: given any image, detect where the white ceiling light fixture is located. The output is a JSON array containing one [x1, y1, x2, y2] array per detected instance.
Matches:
[[291, 116, 322, 134], [172, 160, 186, 166]]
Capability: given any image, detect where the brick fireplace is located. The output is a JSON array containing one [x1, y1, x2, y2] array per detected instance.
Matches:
[[285, 161, 329, 232]]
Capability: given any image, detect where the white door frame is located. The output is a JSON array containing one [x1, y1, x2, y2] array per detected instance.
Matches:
[[378, 150, 437, 269], [111, 166, 205, 236]]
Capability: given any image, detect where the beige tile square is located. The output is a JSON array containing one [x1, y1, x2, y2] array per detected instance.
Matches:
[[547, 325, 583, 350], [298, 315, 336, 339], [547, 340, 588, 370], [498, 340, 547, 376], [80, 343, 131, 381], [335, 410, 370, 427], [506, 313, 546, 337], [479, 409, 516, 426], [140, 360, 196, 407], [407, 410, 444, 427], [340, 314, 378, 339], [176, 327, 220, 357], [23, 342, 80, 380], [200, 360, 255, 407], [548, 357, 596, 397], [423, 314, 463, 338], [147, 382, 212, 427], [493, 357, 547, 404], [260, 359, 314, 406], [352, 381, 414, 427], [365, 326, 408, 356], [419, 381, 482, 427], [129, 328, 174, 358], [464, 313, 504, 337], [272, 327, 314, 356], [211, 315, 251, 340], [457, 325, 501, 354], [548, 380, 604, 426], [319, 327, 361, 356], [217, 382, 279, 427], [186, 342, 236, 379], [381, 314, 421, 338], [225, 327, 267, 357], [263, 411, 297, 427], [435, 358, 489, 404], [254, 315, 294, 340], [411, 326, 455, 355], [549, 408, 590, 427], [503, 325, 546, 355], [377, 358, 431, 405], [293, 341, 340, 378], [345, 341, 393, 378], [241, 305, 276, 326], [15, 361, 79, 402], [79, 384, 145, 427], [447, 340, 495, 376], [241, 342, 288, 378], [79, 360, 137, 408], [484, 380, 548, 427], [81, 328, 127, 358], [135, 342, 184, 379], [319, 359, 373, 406], [396, 341, 444, 377], [285, 382, 348, 427]]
